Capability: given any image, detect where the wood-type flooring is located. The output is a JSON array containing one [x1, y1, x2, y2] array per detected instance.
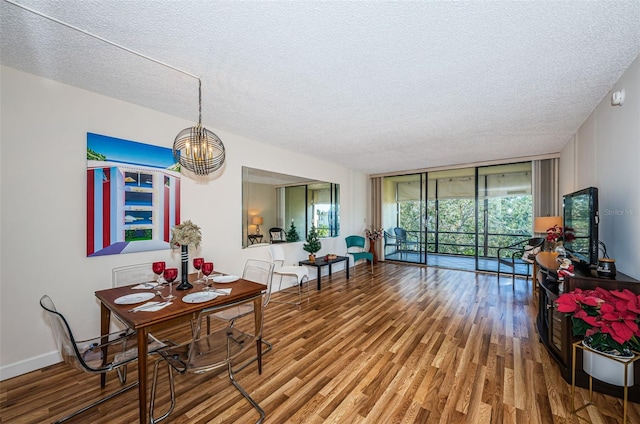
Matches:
[[2, 262, 639, 423]]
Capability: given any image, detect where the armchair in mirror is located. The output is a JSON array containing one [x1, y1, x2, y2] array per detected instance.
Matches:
[[242, 167, 340, 248]]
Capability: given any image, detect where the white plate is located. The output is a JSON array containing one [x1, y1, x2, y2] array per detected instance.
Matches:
[[211, 275, 240, 283], [182, 292, 219, 304], [114, 292, 155, 305]]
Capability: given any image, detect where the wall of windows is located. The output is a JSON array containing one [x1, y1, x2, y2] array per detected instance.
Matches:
[[382, 162, 533, 273]]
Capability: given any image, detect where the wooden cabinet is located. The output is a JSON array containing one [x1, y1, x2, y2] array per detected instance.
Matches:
[[535, 252, 640, 401], [537, 275, 571, 370]]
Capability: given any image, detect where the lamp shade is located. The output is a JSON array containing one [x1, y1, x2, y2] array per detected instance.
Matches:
[[252, 216, 263, 226], [534, 216, 562, 233]]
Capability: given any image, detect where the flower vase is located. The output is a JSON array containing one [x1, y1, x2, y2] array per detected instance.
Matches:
[[582, 340, 635, 386], [176, 245, 193, 290], [368, 239, 378, 265]]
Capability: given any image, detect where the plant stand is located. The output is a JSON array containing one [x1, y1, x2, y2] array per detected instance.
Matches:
[[571, 340, 640, 424]]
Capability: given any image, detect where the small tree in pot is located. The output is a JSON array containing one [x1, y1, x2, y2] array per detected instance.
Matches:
[[303, 224, 321, 262], [286, 220, 300, 242]]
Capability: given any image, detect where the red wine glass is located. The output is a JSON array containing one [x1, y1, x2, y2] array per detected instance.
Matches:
[[201, 262, 214, 283], [193, 257, 204, 283], [152, 261, 166, 284], [162, 268, 178, 300]]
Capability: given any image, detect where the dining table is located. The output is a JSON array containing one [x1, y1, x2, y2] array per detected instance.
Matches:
[[95, 273, 266, 424]]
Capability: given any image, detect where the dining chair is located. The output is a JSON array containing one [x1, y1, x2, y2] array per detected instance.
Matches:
[[39, 295, 166, 424], [269, 244, 309, 305], [150, 298, 266, 424], [345, 235, 373, 276], [112, 263, 156, 288], [111, 263, 156, 382], [497, 237, 545, 289], [208, 259, 275, 372]]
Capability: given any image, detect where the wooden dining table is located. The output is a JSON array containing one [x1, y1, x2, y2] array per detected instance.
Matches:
[[95, 274, 266, 424]]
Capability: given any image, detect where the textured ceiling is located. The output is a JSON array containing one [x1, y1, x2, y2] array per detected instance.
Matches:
[[2, 0, 639, 175]]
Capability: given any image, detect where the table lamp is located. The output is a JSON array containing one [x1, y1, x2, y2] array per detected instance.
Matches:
[[252, 216, 263, 235], [534, 216, 562, 234], [534, 216, 562, 251]]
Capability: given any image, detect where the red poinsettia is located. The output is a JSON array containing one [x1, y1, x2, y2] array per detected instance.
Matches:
[[556, 287, 640, 355], [546, 224, 576, 243]]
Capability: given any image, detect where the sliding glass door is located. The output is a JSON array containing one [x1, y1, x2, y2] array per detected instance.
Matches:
[[426, 169, 476, 270], [381, 174, 425, 263], [476, 163, 533, 273], [382, 162, 533, 274]]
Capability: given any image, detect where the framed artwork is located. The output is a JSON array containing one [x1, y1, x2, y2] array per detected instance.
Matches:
[[86, 133, 181, 257]]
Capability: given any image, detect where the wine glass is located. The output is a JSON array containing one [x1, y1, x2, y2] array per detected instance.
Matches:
[[201, 262, 214, 284], [152, 261, 166, 284], [162, 268, 178, 300], [193, 257, 205, 283]]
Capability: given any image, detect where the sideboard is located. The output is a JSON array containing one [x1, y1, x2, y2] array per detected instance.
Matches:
[[535, 252, 640, 401]]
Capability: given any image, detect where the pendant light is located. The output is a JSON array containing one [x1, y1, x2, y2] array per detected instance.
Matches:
[[172, 79, 226, 175]]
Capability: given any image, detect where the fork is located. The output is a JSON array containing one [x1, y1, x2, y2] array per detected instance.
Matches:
[[204, 287, 228, 295]]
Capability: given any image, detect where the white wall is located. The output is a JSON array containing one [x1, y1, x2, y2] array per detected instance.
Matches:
[[559, 54, 640, 280], [0, 66, 367, 379]]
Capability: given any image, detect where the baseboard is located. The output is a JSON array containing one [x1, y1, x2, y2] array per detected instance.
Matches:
[[0, 350, 61, 381]]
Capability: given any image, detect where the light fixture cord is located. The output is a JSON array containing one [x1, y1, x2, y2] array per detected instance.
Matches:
[[198, 78, 202, 126], [4, 0, 199, 80]]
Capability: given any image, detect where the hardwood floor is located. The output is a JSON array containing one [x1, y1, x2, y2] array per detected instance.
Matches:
[[2, 262, 639, 423]]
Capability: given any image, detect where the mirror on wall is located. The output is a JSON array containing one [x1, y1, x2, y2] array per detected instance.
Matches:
[[242, 167, 340, 248]]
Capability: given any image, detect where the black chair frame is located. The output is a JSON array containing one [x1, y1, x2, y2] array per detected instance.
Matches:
[[496, 237, 545, 289]]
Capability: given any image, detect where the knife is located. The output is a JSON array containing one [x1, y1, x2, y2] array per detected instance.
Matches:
[[129, 301, 168, 312]]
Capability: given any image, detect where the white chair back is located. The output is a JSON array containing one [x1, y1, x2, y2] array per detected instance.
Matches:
[[112, 263, 154, 287], [269, 244, 286, 264], [242, 259, 275, 307]]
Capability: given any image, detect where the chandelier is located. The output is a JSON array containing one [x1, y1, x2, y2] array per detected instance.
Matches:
[[172, 79, 226, 175]]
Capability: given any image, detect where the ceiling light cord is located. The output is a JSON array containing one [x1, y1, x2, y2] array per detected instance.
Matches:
[[5, 0, 225, 176], [3, 0, 198, 80]]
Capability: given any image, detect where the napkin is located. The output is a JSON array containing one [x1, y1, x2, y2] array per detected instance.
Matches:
[[208, 288, 232, 295], [130, 301, 172, 312], [132, 282, 159, 289]]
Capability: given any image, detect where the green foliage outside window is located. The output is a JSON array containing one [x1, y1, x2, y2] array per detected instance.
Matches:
[[397, 195, 532, 258]]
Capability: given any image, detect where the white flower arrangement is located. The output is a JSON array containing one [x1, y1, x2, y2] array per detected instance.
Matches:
[[365, 227, 384, 241], [170, 220, 202, 248]]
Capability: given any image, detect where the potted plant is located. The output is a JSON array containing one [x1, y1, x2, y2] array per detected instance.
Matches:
[[364, 227, 384, 264], [545, 224, 575, 250], [303, 224, 321, 262], [556, 287, 640, 386], [286, 220, 300, 242]]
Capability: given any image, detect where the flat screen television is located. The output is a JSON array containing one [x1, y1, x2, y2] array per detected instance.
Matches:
[[562, 187, 599, 268]]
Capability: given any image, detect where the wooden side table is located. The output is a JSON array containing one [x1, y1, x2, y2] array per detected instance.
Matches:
[[248, 234, 263, 245]]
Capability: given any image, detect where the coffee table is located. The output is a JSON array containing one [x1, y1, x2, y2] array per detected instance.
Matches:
[[298, 255, 349, 290]]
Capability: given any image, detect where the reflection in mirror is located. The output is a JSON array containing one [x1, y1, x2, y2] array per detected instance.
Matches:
[[242, 167, 340, 248]]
